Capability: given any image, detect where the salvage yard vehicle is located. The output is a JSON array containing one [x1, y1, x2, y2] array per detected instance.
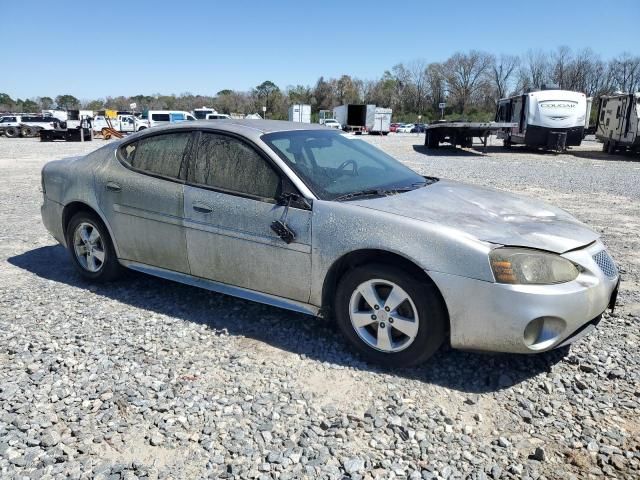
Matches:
[[396, 123, 415, 133], [92, 114, 149, 134], [595, 92, 640, 154], [0, 115, 60, 138], [40, 120, 620, 367], [140, 110, 197, 128], [322, 119, 342, 129]]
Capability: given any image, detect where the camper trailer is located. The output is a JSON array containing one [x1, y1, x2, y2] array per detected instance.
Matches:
[[495, 89, 588, 150], [595, 93, 640, 154]]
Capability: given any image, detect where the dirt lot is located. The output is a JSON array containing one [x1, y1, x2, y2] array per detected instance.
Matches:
[[0, 134, 638, 479]]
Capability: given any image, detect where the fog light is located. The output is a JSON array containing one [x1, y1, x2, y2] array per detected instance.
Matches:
[[523, 317, 566, 350], [524, 318, 544, 346]]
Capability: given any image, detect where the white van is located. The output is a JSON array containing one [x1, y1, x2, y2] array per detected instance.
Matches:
[[142, 110, 197, 128], [205, 113, 231, 120]]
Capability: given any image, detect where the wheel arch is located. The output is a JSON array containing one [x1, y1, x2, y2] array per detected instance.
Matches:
[[321, 248, 450, 328], [61, 201, 120, 256]]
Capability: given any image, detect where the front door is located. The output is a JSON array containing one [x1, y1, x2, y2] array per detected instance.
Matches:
[[183, 131, 312, 302], [96, 131, 195, 273]]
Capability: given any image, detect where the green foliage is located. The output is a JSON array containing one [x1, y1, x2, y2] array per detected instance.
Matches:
[[21, 99, 39, 112], [55, 94, 80, 110]]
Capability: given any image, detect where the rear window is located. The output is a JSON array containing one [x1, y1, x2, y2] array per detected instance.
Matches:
[[151, 113, 170, 121]]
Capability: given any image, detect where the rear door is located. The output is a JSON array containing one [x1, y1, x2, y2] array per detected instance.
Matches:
[[183, 130, 312, 302], [96, 131, 195, 273]]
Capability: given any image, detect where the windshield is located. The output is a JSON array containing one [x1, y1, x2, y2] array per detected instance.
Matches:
[[262, 130, 430, 200]]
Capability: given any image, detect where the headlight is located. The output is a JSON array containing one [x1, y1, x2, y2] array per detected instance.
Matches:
[[489, 248, 579, 285]]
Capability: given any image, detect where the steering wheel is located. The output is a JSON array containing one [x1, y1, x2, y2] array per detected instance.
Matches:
[[337, 159, 358, 176]]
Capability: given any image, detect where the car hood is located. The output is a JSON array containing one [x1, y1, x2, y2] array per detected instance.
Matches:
[[351, 179, 598, 253]]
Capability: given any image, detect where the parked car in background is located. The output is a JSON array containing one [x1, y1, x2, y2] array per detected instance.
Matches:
[[206, 113, 232, 120], [41, 120, 619, 367], [410, 124, 427, 133], [397, 123, 415, 133], [322, 119, 342, 129], [141, 110, 197, 128], [93, 114, 149, 133], [389, 123, 402, 132]]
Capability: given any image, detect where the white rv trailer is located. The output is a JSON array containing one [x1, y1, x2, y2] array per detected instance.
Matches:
[[595, 92, 640, 154], [495, 89, 587, 150]]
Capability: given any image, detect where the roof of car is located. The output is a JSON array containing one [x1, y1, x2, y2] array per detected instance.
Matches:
[[131, 119, 329, 142]]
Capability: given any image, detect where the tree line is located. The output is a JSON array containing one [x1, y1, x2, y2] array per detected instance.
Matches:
[[1, 47, 638, 122]]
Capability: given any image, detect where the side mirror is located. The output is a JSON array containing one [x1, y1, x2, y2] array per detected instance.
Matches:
[[277, 191, 311, 210]]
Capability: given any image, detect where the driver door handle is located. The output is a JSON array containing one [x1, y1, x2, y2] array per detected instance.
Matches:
[[106, 182, 121, 192], [192, 202, 213, 214]]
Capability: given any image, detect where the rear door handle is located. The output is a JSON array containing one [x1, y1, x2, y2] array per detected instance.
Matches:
[[192, 202, 213, 214], [106, 182, 121, 192]]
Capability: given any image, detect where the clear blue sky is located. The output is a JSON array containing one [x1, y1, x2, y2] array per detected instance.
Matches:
[[3, 0, 638, 100]]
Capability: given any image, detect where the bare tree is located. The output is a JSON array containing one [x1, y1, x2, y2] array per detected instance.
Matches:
[[407, 60, 429, 114], [518, 49, 552, 91], [490, 54, 519, 101], [609, 53, 640, 92], [425, 63, 446, 111], [551, 46, 572, 89], [442, 50, 493, 113]]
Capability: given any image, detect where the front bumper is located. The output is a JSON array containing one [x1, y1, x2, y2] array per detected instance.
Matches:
[[430, 240, 619, 353]]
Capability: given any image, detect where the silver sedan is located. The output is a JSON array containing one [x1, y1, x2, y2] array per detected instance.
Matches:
[[40, 120, 620, 366]]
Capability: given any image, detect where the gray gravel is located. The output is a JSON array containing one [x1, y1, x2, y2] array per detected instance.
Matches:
[[0, 136, 639, 479]]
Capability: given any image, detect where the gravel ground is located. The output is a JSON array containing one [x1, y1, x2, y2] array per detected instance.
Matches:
[[0, 135, 638, 480]]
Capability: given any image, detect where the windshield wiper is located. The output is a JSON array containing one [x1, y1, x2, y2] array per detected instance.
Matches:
[[334, 189, 385, 202], [334, 186, 418, 202]]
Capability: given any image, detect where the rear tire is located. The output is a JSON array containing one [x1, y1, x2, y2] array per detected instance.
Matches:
[[66, 212, 122, 282], [334, 264, 446, 367], [5, 127, 19, 138], [22, 126, 36, 137]]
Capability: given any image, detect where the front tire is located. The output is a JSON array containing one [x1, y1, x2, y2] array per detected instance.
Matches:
[[335, 264, 446, 367], [66, 212, 121, 282]]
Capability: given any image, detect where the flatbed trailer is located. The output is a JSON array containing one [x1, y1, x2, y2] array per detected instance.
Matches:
[[425, 121, 518, 149]]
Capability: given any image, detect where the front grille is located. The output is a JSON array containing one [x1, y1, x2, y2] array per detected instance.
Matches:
[[593, 250, 618, 278]]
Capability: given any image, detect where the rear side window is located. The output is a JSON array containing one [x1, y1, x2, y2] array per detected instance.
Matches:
[[151, 113, 170, 121], [190, 132, 280, 199], [121, 132, 192, 179], [1, 117, 17, 123]]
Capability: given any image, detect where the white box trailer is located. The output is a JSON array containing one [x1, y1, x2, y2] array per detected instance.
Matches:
[[368, 107, 392, 135], [595, 92, 640, 154], [288, 104, 311, 123], [333, 104, 376, 133]]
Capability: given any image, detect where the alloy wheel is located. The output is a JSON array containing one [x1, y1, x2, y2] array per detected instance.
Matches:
[[72, 222, 106, 273], [348, 279, 420, 353]]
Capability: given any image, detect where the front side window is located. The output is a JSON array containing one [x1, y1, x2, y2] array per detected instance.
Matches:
[[190, 132, 280, 199], [263, 130, 428, 200], [120, 132, 191, 179]]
